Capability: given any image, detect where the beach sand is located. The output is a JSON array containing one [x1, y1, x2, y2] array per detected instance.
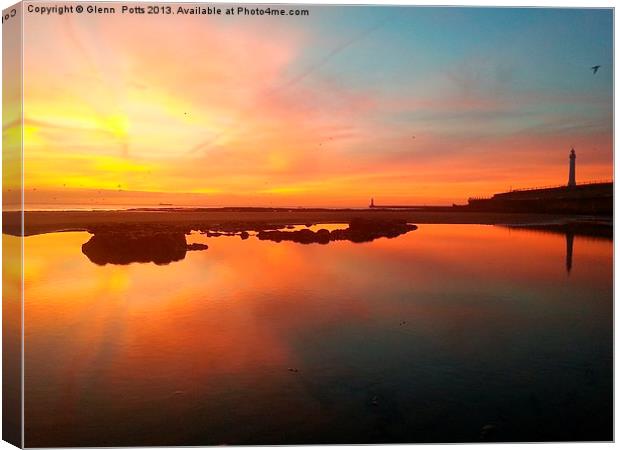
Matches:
[[3, 209, 610, 236]]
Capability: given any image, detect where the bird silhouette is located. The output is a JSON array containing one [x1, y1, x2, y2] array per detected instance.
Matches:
[[591, 65, 601, 74]]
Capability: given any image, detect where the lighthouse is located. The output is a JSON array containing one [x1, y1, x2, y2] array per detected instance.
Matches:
[[568, 148, 576, 187]]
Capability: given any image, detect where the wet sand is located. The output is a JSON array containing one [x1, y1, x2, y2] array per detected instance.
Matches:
[[2, 209, 611, 236]]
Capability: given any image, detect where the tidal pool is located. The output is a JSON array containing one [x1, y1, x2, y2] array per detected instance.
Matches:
[[19, 224, 612, 446]]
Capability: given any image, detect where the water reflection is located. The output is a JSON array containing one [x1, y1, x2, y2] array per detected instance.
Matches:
[[20, 225, 612, 446], [503, 223, 612, 274], [77, 220, 610, 274], [567, 232, 574, 273]]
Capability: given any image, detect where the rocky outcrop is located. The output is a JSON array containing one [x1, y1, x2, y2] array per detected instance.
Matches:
[[257, 219, 417, 244], [186, 243, 209, 251], [82, 231, 207, 265], [79, 219, 417, 265]]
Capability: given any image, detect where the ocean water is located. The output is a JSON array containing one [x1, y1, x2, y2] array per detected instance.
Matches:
[[16, 224, 612, 445]]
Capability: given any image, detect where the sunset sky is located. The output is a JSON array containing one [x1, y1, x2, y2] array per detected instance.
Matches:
[[19, 5, 613, 207]]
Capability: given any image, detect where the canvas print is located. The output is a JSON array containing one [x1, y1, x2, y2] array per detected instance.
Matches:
[[2, 2, 613, 447]]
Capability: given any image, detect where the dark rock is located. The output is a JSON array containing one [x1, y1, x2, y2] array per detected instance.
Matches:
[[316, 229, 331, 244], [187, 243, 208, 251], [257, 219, 417, 245], [82, 231, 207, 265], [82, 231, 190, 265]]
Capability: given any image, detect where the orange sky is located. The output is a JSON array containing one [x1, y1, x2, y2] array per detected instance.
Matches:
[[12, 5, 614, 208]]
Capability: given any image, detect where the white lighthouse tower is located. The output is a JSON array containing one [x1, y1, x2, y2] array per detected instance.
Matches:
[[568, 148, 576, 188]]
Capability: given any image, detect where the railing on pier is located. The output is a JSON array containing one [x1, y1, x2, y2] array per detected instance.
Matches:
[[466, 179, 613, 204], [507, 179, 613, 193]]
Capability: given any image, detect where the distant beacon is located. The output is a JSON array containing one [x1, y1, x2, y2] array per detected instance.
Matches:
[[568, 148, 576, 188], [369, 198, 375, 208]]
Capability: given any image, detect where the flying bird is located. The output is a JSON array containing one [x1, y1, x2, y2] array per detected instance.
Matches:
[[591, 65, 601, 74]]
